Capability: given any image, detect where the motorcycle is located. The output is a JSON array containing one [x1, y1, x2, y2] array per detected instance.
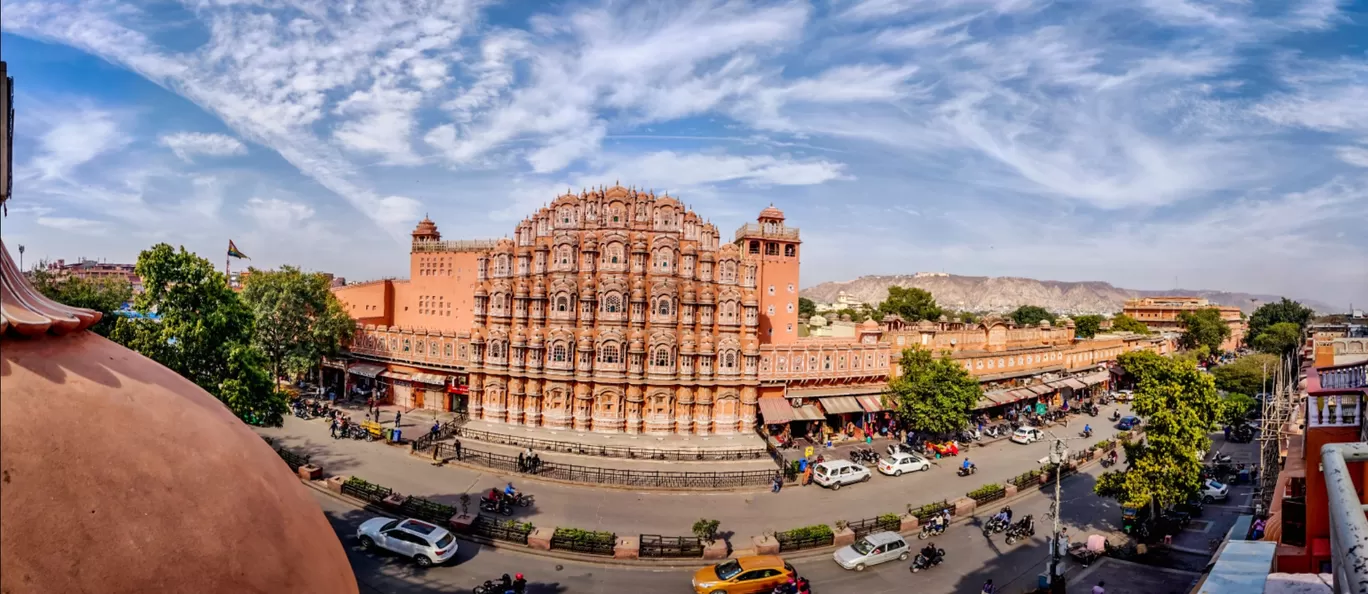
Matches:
[[957, 465, 977, 477], [849, 447, 878, 464], [1212, 452, 1233, 465], [982, 516, 1008, 536], [1087, 405, 1099, 417], [909, 549, 945, 573], [514, 493, 535, 508], [1100, 455, 1117, 468], [1080, 429, 1093, 438], [1110, 411, 1121, 422], [1004, 516, 1035, 545], [918, 522, 946, 540], [479, 498, 514, 516], [472, 581, 516, 594]]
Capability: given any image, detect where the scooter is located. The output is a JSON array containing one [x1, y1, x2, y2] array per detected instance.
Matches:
[[918, 522, 946, 540], [1080, 429, 1093, 438], [1212, 451, 1233, 465], [1101, 455, 1117, 468], [909, 549, 945, 573], [1110, 411, 1121, 422], [957, 465, 977, 477], [479, 498, 514, 516]]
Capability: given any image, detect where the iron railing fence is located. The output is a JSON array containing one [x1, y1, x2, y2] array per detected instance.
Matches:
[[274, 447, 311, 472], [775, 531, 834, 552], [448, 425, 769, 461], [846, 515, 901, 539], [419, 441, 781, 489], [638, 535, 704, 558], [471, 516, 532, 545]]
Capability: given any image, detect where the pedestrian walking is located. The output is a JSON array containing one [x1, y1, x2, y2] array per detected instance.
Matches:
[[531, 453, 542, 473], [1224, 425, 1232, 441], [771, 474, 783, 493], [802, 464, 813, 487], [453, 438, 463, 460], [394, 410, 402, 428], [329, 419, 338, 439], [518, 452, 527, 473]]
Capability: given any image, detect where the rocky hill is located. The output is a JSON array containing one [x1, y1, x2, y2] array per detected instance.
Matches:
[[801, 274, 1336, 316]]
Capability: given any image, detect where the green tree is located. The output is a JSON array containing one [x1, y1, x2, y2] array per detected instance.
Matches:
[[1210, 353, 1279, 396], [218, 342, 288, 427], [886, 347, 981, 435], [1247, 298, 1314, 348], [831, 307, 873, 323], [1177, 308, 1231, 354], [957, 311, 981, 324], [1095, 351, 1221, 512], [1109, 314, 1151, 335], [240, 265, 355, 383], [1073, 314, 1104, 339], [1218, 393, 1258, 427], [110, 243, 284, 427], [1008, 305, 1056, 327], [1252, 321, 1301, 355], [28, 262, 134, 337], [798, 297, 816, 318], [876, 286, 943, 322]]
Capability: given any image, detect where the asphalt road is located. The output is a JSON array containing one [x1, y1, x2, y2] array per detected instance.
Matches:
[[312, 458, 1160, 594]]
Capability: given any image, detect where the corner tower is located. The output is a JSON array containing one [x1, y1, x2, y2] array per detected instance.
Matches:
[[736, 205, 800, 345]]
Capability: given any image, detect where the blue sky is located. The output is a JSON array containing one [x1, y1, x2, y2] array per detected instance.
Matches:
[[2, 0, 1365, 306]]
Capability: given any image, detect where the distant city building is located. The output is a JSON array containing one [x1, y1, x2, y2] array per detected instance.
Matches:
[[813, 290, 869, 313], [45, 258, 142, 293], [1122, 296, 1246, 350], [912, 271, 949, 278]]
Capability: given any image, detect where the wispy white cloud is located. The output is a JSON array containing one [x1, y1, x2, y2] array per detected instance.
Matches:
[[160, 132, 247, 162], [28, 107, 124, 181]]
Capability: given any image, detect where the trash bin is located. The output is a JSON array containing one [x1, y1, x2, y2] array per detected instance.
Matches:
[[391, 428, 402, 443]]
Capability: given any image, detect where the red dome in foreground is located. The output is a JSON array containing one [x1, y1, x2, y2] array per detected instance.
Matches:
[[0, 243, 357, 594]]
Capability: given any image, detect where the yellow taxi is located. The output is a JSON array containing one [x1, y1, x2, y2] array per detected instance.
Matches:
[[691, 555, 796, 594]]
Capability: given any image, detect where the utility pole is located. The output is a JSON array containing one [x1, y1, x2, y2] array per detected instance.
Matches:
[[1048, 437, 1066, 593]]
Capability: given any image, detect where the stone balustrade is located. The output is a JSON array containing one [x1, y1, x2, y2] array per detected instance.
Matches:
[[1308, 394, 1362, 428]]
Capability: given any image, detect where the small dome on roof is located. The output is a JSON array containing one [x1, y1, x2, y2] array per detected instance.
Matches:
[[759, 204, 785, 220], [809, 315, 828, 327], [861, 318, 879, 330]]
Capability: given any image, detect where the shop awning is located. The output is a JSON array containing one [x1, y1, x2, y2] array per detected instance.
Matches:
[[322, 358, 347, 369], [856, 395, 886, 413], [785, 384, 886, 399], [820, 397, 864, 415], [790, 404, 826, 422], [1027, 384, 1055, 395], [1082, 372, 1110, 386], [1007, 388, 1036, 401], [348, 363, 386, 378], [758, 398, 796, 424], [410, 372, 448, 386], [379, 371, 409, 381], [1062, 378, 1089, 390]]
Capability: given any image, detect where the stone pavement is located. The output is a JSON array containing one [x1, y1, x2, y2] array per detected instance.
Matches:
[[1066, 557, 1202, 594], [258, 401, 1139, 539]]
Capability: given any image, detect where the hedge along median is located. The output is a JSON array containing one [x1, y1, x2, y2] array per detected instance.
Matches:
[[550, 528, 616, 556], [968, 483, 1007, 505], [775, 524, 835, 552]]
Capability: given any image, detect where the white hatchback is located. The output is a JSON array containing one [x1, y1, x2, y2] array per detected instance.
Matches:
[[877, 453, 931, 477], [1012, 427, 1044, 445], [357, 517, 458, 567], [812, 460, 872, 490]]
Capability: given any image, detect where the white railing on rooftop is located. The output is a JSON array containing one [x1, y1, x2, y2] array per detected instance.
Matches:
[[412, 239, 499, 252], [1319, 442, 1368, 594], [1308, 394, 1362, 428], [1321, 362, 1368, 391], [733, 223, 800, 242]]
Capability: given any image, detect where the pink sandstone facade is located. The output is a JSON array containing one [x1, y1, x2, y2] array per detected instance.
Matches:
[[333, 184, 1173, 435]]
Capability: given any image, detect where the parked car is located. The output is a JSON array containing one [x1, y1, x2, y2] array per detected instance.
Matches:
[[812, 460, 872, 490], [877, 452, 931, 477], [1200, 479, 1229, 503], [692, 555, 796, 594], [1174, 495, 1206, 517], [833, 531, 910, 571], [356, 517, 457, 567], [1011, 427, 1044, 445], [1116, 416, 1142, 430]]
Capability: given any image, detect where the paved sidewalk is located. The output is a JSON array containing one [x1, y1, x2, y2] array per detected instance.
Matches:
[[258, 401, 1138, 538]]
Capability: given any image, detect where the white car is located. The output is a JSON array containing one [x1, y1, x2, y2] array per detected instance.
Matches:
[[357, 517, 458, 567], [812, 460, 873, 490], [877, 452, 931, 477], [1200, 479, 1229, 503], [1012, 427, 1044, 445]]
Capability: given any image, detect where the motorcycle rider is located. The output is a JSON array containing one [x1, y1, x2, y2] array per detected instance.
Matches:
[[1082, 424, 1092, 437], [512, 573, 527, 594], [982, 579, 995, 594], [1107, 449, 1119, 464], [961, 457, 975, 474], [918, 542, 942, 566], [1003, 505, 1013, 524]]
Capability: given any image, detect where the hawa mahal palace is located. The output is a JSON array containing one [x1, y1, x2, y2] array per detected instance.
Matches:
[[331, 184, 1171, 437]]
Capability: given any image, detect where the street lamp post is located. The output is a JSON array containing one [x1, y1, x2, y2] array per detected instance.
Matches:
[[17, 243, 24, 271], [1045, 432, 1089, 593]]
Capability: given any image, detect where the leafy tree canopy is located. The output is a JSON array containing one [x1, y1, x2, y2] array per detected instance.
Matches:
[[1210, 353, 1279, 397], [1009, 305, 1056, 327], [28, 262, 133, 337], [886, 347, 981, 435], [1178, 308, 1231, 354], [1248, 298, 1314, 347], [877, 286, 943, 322], [1218, 393, 1258, 427], [1252, 321, 1301, 356], [798, 297, 816, 319], [956, 311, 981, 324], [1096, 351, 1221, 509], [829, 307, 873, 323], [110, 243, 282, 426], [240, 265, 355, 382], [1073, 314, 1104, 339], [1110, 314, 1151, 335]]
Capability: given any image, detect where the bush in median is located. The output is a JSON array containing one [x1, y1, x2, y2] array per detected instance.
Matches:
[[1011, 469, 1042, 488], [775, 524, 835, 551], [967, 483, 1007, 504]]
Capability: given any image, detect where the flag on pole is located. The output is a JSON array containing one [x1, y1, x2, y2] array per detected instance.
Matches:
[[227, 240, 250, 260]]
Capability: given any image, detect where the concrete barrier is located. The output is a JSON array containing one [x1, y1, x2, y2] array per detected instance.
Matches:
[[752, 535, 779, 556], [614, 535, 639, 560]]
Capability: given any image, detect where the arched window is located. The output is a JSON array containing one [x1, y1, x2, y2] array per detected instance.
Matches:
[[605, 294, 622, 313], [556, 296, 569, 312], [599, 344, 620, 364], [723, 351, 736, 369], [551, 344, 567, 362], [560, 247, 571, 264], [653, 347, 672, 367], [490, 342, 503, 358], [784, 244, 795, 257], [657, 298, 671, 315], [608, 244, 623, 264]]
